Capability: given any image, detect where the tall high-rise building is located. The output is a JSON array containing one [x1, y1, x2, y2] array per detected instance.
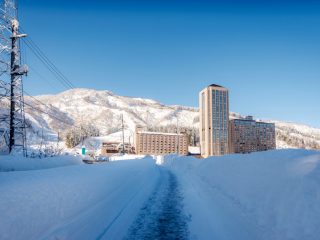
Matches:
[[199, 84, 229, 157]]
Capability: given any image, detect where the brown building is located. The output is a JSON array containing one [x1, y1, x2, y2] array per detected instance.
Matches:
[[229, 116, 276, 154], [199, 84, 229, 157], [135, 127, 188, 155]]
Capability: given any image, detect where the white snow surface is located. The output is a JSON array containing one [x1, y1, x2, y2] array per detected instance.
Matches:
[[1, 149, 320, 240], [0, 154, 82, 172], [0, 156, 159, 240], [161, 149, 320, 240]]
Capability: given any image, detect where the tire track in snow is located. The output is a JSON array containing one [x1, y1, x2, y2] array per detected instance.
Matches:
[[125, 167, 189, 240]]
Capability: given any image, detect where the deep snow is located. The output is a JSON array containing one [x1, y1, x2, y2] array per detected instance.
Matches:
[[0, 149, 320, 240], [0, 156, 160, 240], [161, 149, 320, 240]]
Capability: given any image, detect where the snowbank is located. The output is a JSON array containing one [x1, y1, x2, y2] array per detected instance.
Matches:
[[0, 157, 159, 240], [2, 149, 319, 240], [0, 154, 82, 172], [162, 149, 320, 240]]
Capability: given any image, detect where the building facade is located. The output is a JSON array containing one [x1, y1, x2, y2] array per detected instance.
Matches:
[[199, 84, 229, 157], [135, 128, 188, 155], [229, 116, 276, 154]]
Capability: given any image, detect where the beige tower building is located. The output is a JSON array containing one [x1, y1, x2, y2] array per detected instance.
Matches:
[[199, 84, 229, 157]]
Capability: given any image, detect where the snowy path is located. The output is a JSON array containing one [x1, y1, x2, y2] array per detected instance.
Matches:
[[0, 157, 161, 240], [125, 166, 189, 239]]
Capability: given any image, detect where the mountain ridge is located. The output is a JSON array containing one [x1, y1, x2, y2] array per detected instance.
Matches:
[[21, 88, 320, 150]]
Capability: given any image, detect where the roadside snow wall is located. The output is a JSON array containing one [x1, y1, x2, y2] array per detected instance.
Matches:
[[162, 149, 320, 240], [0, 155, 82, 172]]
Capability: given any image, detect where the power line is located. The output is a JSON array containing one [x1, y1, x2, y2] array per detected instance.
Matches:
[[23, 36, 75, 89], [0, 2, 80, 155], [0, 11, 75, 89], [22, 39, 74, 89], [28, 65, 61, 92], [24, 101, 74, 127], [1, 81, 74, 127], [23, 92, 87, 133], [2, 69, 79, 131], [23, 90, 53, 110], [28, 37, 74, 86]]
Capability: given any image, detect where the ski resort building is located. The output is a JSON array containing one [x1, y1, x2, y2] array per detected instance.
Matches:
[[229, 116, 276, 154], [135, 127, 188, 155], [199, 84, 229, 157]]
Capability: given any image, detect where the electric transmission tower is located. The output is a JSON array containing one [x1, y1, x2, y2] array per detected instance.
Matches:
[[0, 0, 28, 155]]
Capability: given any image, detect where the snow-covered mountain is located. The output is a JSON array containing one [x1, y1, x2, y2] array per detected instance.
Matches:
[[25, 88, 199, 135], [22, 88, 320, 150], [273, 121, 320, 149]]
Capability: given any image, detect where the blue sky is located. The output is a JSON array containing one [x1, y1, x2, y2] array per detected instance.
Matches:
[[19, 1, 320, 127]]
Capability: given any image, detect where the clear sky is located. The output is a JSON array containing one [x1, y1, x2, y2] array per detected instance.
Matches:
[[19, 0, 320, 127]]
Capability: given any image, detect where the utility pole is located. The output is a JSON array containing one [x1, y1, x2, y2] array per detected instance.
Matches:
[[9, 18, 27, 153], [121, 114, 125, 154], [192, 127, 196, 146], [0, 0, 28, 155], [39, 126, 43, 157], [56, 130, 60, 154], [176, 116, 179, 155], [80, 125, 83, 146]]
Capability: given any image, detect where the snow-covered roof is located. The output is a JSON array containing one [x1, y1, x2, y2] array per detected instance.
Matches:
[[188, 146, 200, 154], [137, 131, 186, 136]]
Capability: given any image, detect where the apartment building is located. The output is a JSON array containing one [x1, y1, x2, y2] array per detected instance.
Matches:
[[229, 116, 276, 154], [135, 127, 188, 155], [199, 84, 229, 157]]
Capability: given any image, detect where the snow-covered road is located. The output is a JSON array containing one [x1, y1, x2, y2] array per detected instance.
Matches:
[[1, 149, 320, 240], [125, 166, 189, 239], [0, 157, 171, 240]]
